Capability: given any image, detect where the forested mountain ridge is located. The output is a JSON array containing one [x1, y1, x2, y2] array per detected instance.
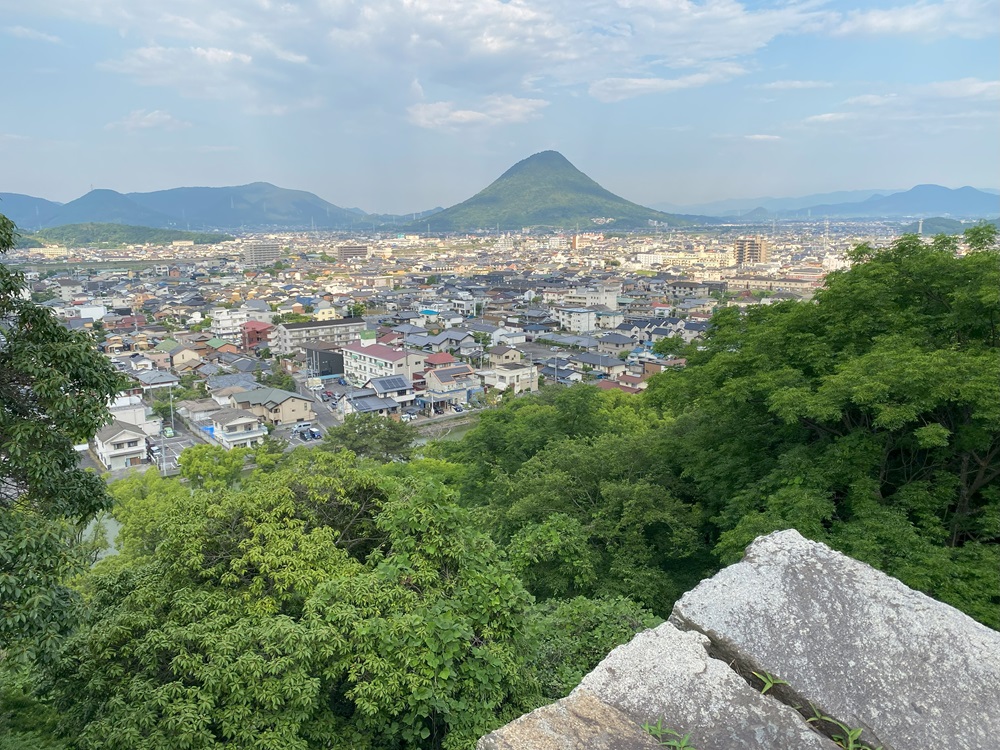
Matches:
[[1, 217, 997, 749]]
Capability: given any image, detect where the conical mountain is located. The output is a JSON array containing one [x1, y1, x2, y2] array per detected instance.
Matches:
[[421, 151, 703, 231]]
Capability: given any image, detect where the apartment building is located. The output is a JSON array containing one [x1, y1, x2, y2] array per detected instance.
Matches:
[[210, 306, 250, 341], [341, 341, 425, 384], [734, 237, 770, 265], [555, 307, 598, 333], [269, 318, 368, 356], [242, 243, 281, 266]]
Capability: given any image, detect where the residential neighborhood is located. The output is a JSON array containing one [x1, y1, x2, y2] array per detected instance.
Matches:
[[8, 222, 893, 474]]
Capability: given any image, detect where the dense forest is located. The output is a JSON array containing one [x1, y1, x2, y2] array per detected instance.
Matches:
[[1, 215, 998, 749]]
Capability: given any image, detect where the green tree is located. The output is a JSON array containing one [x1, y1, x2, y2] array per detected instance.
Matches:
[[644, 229, 1000, 627], [346, 302, 367, 318], [0, 213, 127, 654], [527, 597, 659, 700], [178, 444, 250, 491], [322, 413, 417, 463], [257, 369, 297, 392], [47, 453, 538, 749]]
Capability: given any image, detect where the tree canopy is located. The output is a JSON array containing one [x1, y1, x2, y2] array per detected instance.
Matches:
[[0, 213, 127, 654]]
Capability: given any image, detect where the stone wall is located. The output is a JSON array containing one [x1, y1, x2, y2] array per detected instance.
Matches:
[[479, 530, 1000, 750]]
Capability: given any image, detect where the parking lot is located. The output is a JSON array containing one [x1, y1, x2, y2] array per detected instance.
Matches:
[[145, 425, 202, 472]]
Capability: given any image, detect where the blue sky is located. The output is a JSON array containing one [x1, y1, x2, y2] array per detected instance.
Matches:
[[1, 0, 997, 213]]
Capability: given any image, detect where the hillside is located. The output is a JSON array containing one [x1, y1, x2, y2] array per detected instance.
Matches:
[[900, 217, 1000, 235], [27, 223, 233, 247], [40, 189, 176, 229], [415, 151, 704, 232], [0, 192, 62, 228], [127, 182, 358, 229]]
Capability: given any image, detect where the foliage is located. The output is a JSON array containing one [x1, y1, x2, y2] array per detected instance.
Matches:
[[642, 718, 698, 749], [46, 452, 538, 749], [322, 413, 417, 463], [178, 444, 250, 491], [438, 386, 711, 614], [257, 369, 297, 392], [273, 312, 312, 325], [0, 660, 67, 750], [644, 228, 1000, 627], [346, 302, 367, 318], [24, 223, 232, 247], [0, 212, 128, 654], [527, 597, 659, 700]]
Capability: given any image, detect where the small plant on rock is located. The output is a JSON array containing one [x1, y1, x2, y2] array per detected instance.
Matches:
[[642, 718, 698, 749]]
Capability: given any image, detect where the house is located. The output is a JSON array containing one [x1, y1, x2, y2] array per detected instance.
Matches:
[[131, 369, 180, 393], [342, 394, 400, 417], [365, 375, 416, 408], [597, 332, 635, 356], [423, 364, 483, 411], [229, 387, 316, 425], [108, 394, 161, 436], [482, 362, 538, 396], [93, 420, 147, 470], [488, 346, 523, 367], [570, 352, 629, 379], [204, 337, 239, 355], [211, 409, 267, 450], [403, 330, 476, 354], [424, 352, 458, 370], [175, 398, 223, 422]]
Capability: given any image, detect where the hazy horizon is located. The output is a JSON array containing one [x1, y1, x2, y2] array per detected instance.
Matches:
[[2, 0, 998, 214]]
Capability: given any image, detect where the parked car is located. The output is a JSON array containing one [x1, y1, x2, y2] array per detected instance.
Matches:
[[309, 428, 322, 440], [162, 427, 174, 438], [453, 405, 464, 413], [299, 432, 312, 441]]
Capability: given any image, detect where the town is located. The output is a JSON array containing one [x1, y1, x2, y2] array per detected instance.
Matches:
[[10, 219, 918, 474]]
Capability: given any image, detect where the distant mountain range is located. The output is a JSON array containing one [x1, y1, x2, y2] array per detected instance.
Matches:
[[656, 185, 999, 219], [403, 151, 702, 231], [2, 155, 997, 234]]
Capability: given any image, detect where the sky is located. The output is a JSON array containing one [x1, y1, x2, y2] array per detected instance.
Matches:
[[1, 0, 998, 213]]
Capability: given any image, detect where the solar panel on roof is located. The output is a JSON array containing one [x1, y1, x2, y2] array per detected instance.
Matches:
[[376, 376, 410, 391]]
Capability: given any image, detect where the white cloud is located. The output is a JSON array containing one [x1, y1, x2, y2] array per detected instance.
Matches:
[[844, 94, 898, 106], [247, 32, 308, 64], [408, 94, 548, 130], [803, 112, 855, 124], [99, 45, 254, 99], [759, 80, 832, 90], [105, 109, 191, 131], [589, 64, 745, 103], [918, 78, 1000, 100], [745, 134, 782, 141], [4, 25, 61, 43], [9, 0, 830, 117], [834, 0, 996, 39]]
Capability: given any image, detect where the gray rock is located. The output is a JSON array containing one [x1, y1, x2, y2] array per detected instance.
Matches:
[[573, 621, 836, 750], [669, 529, 1000, 750], [476, 690, 662, 750]]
